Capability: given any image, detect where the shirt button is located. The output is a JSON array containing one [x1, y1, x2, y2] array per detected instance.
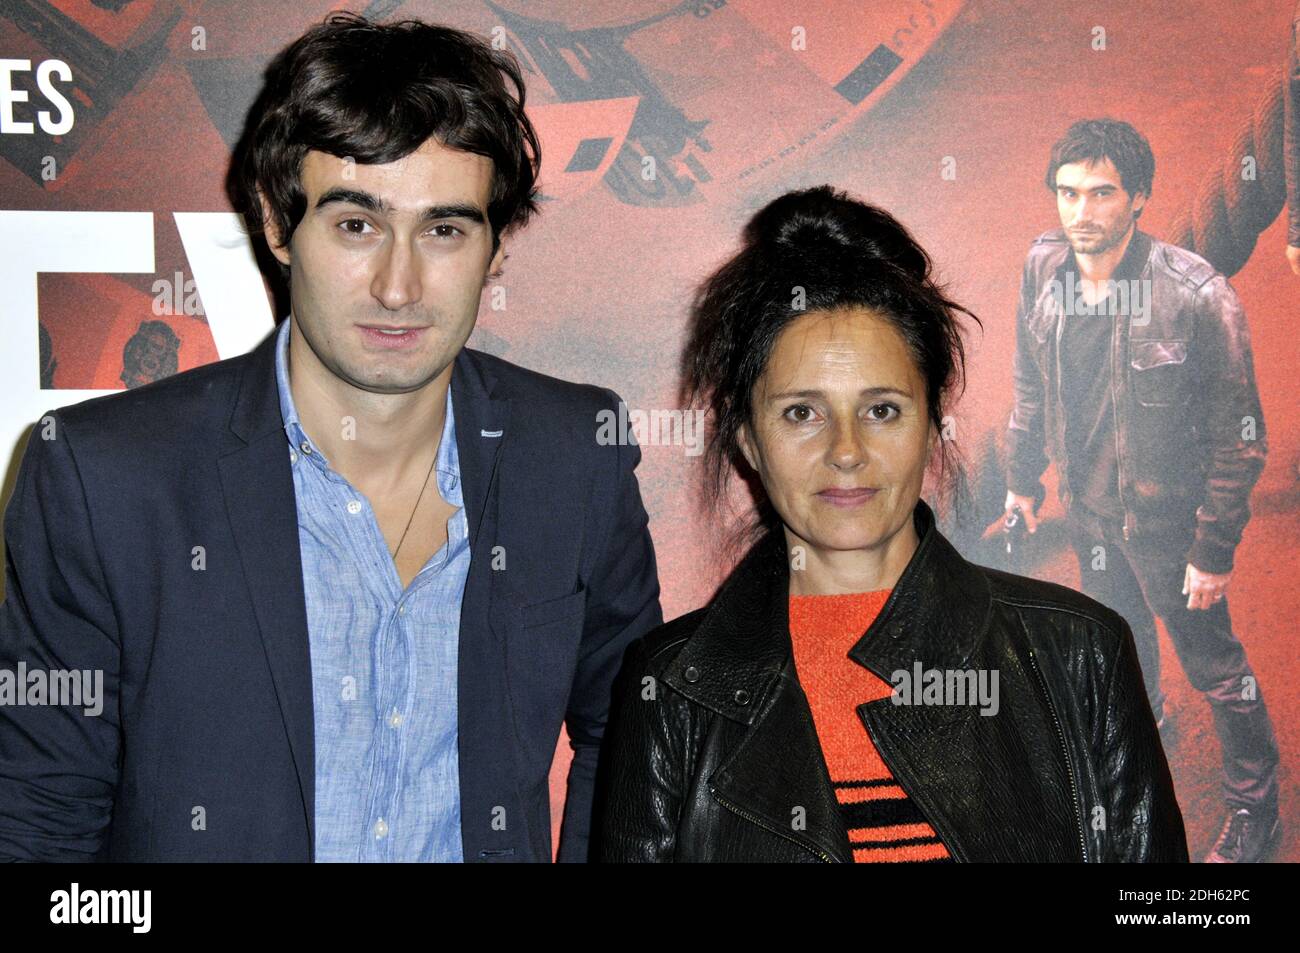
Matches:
[[683, 665, 700, 683], [300, 442, 312, 455], [373, 818, 388, 839], [388, 708, 403, 728], [289, 449, 298, 464], [398, 604, 407, 615], [346, 500, 362, 515]]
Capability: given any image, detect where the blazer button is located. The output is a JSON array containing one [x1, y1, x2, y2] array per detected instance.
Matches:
[[683, 665, 700, 683], [733, 689, 751, 706]]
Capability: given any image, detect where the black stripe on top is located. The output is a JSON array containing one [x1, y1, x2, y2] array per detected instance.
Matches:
[[839, 795, 932, 830]]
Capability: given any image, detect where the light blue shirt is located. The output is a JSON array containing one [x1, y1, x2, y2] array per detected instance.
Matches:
[[274, 317, 468, 861]]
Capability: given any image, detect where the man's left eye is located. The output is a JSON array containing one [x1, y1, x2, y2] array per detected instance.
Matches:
[[431, 224, 463, 238]]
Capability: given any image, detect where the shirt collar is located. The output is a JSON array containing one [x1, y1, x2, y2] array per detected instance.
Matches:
[[274, 317, 462, 506]]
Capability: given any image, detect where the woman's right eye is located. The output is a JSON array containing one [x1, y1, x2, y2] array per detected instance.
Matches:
[[783, 404, 815, 423]]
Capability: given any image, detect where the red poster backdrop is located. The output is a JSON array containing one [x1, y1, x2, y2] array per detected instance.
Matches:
[[1, 0, 1296, 862]]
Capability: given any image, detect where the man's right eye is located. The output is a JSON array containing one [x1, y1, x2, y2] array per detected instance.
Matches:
[[339, 218, 372, 234]]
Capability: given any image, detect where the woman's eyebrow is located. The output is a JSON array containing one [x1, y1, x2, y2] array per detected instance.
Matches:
[[766, 386, 911, 400]]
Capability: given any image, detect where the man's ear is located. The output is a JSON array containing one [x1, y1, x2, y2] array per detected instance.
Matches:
[[258, 188, 292, 267], [737, 420, 758, 472], [1130, 190, 1148, 220], [486, 239, 507, 282]]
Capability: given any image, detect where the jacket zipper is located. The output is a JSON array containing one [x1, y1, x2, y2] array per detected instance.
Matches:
[[1027, 646, 1089, 861], [1111, 311, 1133, 540], [1054, 293, 1067, 504], [709, 787, 835, 863]]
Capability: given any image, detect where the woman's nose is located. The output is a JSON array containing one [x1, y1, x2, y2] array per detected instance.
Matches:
[[826, 420, 865, 471]]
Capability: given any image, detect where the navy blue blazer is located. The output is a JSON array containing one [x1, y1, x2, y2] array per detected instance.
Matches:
[[0, 325, 662, 862]]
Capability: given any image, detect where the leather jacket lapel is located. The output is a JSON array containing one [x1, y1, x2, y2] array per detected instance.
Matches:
[[846, 502, 1083, 861], [660, 520, 851, 861], [710, 665, 855, 862]]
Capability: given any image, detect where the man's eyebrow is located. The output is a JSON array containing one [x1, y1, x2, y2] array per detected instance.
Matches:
[[766, 386, 912, 401], [314, 188, 486, 224]]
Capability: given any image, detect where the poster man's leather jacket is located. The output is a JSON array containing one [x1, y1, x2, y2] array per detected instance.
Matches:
[[1005, 227, 1267, 573], [594, 499, 1189, 862]]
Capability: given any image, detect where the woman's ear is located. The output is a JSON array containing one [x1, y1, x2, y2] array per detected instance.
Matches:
[[737, 420, 758, 472]]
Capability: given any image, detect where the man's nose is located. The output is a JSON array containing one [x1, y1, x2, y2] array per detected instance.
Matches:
[[1073, 194, 1101, 222], [371, 240, 422, 310]]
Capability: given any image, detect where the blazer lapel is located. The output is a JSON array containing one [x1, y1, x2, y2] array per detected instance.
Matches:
[[449, 348, 510, 552], [217, 329, 315, 852], [446, 348, 516, 861]]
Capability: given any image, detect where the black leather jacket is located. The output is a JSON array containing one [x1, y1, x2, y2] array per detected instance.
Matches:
[[1006, 227, 1267, 574], [594, 499, 1188, 862]]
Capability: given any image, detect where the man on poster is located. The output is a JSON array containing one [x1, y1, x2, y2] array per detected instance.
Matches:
[[1004, 118, 1281, 863]]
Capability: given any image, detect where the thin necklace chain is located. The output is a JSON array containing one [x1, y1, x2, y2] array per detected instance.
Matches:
[[390, 447, 439, 562]]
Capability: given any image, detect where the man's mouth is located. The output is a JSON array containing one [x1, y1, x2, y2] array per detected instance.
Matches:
[[357, 325, 428, 348]]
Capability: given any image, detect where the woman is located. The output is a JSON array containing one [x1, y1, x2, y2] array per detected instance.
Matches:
[[595, 185, 1188, 862]]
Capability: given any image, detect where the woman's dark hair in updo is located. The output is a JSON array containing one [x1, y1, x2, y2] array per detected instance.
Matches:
[[680, 184, 982, 550]]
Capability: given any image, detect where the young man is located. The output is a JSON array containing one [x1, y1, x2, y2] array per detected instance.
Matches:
[[0, 13, 661, 862], [1003, 118, 1281, 863]]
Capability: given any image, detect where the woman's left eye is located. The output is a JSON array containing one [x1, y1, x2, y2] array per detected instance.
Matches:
[[867, 403, 900, 421]]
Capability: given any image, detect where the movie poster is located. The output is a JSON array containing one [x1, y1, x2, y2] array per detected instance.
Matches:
[[0, 0, 1294, 880]]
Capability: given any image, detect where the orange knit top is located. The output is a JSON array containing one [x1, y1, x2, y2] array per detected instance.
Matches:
[[788, 590, 953, 863]]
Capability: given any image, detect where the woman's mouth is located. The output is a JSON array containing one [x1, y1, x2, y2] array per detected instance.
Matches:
[[816, 487, 879, 507]]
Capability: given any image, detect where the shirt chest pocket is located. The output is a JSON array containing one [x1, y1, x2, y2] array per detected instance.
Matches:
[[1129, 340, 1189, 407]]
